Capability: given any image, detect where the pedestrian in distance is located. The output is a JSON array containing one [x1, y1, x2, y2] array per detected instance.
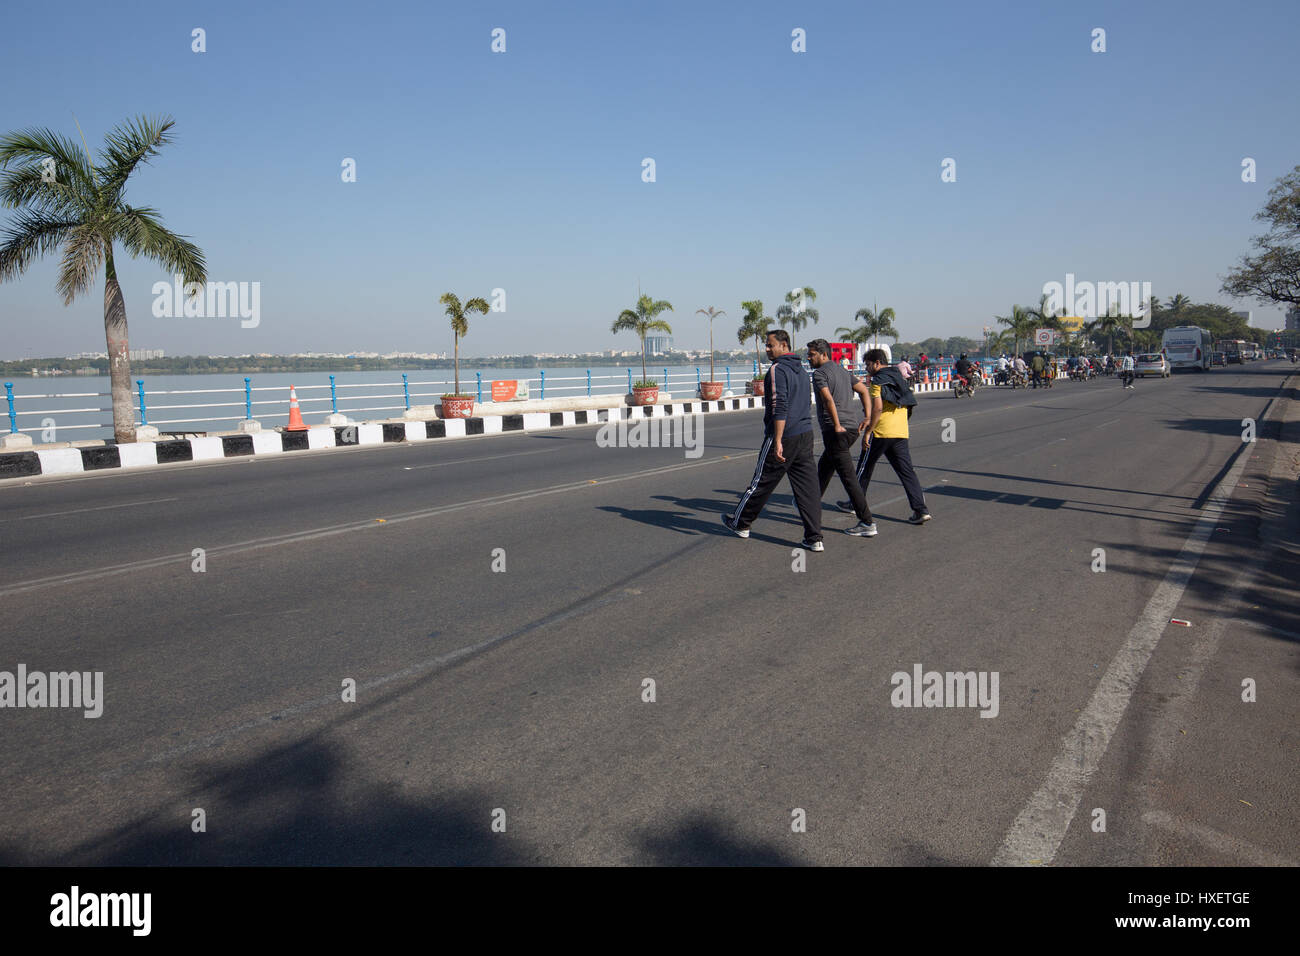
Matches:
[[1030, 351, 1046, 388], [839, 349, 931, 526], [1120, 350, 1136, 388], [807, 339, 876, 536], [722, 329, 825, 550]]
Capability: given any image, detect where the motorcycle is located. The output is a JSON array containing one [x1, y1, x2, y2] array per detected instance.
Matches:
[[952, 372, 976, 398], [1010, 370, 1029, 389]]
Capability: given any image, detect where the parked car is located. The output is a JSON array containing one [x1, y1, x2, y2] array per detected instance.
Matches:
[[1211, 351, 1227, 367], [1135, 353, 1170, 378]]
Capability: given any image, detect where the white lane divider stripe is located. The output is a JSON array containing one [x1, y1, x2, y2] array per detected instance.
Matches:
[[990, 442, 1253, 866]]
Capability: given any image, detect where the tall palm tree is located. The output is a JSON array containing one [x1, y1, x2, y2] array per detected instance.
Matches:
[[0, 115, 206, 442], [776, 285, 818, 348], [1165, 293, 1191, 322], [695, 306, 725, 383], [995, 304, 1036, 357], [439, 292, 490, 396], [612, 293, 674, 386], [1096, 307, 1122, 355], [738, 300, 773, 370], [988, 329, 1015, 355], [848, 304, 900, 351]]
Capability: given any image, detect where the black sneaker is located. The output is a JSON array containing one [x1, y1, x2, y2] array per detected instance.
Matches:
[[721, 513, 750, 538], [907, 510, 931, 524], [835, 500, 856, 514]]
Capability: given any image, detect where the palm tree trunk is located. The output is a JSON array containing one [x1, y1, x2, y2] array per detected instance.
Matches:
[[709, 322, 715, 382], [454, 332, 460, 396], [103, 249, 135, 443], [641, 337, 647, 386]]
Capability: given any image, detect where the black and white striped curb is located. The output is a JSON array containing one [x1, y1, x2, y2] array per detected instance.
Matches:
[[0, 397, 765, 481]]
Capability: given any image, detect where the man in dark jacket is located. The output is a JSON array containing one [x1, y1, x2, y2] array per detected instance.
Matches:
[[723, 329, 824, 550]]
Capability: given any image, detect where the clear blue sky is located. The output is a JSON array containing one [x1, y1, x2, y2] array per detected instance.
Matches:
[[1, 0, 1297, 359]]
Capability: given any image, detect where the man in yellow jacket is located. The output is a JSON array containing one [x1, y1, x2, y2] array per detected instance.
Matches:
[[839, 348, 931, 525]]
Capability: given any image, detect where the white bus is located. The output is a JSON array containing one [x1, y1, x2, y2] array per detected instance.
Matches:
[[1162, 326, 1212, 371]]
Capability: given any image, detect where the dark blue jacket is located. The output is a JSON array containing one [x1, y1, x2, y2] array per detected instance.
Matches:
[[764, 352, 813, 437]]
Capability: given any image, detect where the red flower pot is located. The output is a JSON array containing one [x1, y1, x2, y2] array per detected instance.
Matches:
[[631, 385, 659, 406], [746, 379, 765, 397], [699, 381, 724, 400], [438, 396, 475, 418]]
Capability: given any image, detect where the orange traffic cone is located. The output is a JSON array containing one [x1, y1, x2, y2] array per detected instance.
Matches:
[[286, 384, 308, 431]]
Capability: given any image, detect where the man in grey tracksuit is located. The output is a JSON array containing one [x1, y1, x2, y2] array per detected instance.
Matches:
[[722, 329, 824, 549]]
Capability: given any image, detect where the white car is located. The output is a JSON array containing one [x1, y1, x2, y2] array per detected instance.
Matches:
[[1135, 353, 1170, 378]]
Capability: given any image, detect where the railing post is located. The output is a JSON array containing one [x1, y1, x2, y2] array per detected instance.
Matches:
[[136, 379, 148, 426], [753, 359, 758, 378], [329, 374, 338, 414], [540, 370, 545, 399], [476, 371, 482, 404], [663, 367, 668, 391], [4, 382, 16, 434], [696, 367, 701, 390], [726, 366, 731, 390], [586, 369, 591, 397], [244, 377, 252, 420], [627, 368, 632, 392], [402, 372, 411, 410]]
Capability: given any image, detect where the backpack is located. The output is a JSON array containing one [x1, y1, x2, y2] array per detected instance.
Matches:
[[873, 367, 917, 417]]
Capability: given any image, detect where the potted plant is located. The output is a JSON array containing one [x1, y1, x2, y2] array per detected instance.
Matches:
[[738, 300, 773, 395], [612, 292, 673, 405], [438, 292, 490, 418], [696, 306, 726, 400]]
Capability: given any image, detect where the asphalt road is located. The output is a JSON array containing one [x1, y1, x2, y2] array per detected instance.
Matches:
[[1, 362, 1296, 865]]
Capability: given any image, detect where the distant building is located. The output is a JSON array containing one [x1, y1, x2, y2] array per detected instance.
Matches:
[[1232, 310, 1252, 324], [1286, 307, 1300, 331], [645, 335, 673, 355], [128, 349, 164, 361]]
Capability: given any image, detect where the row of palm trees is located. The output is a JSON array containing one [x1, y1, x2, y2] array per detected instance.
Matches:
[[994, 293, 1183, 357], [614, 291, 903, 387]]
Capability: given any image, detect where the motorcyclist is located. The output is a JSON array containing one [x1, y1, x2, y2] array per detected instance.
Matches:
[[954, 354, 974, 389]]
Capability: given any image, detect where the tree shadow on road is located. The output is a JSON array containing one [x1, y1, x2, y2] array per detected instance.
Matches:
[[634, 812, 801, 866], [35, 736, 532, 866]]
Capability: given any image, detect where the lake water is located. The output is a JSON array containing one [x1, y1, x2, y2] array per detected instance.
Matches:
[[3, 364, 767, 440]]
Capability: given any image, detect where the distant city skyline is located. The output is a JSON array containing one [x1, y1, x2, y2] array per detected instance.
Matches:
[[1, 0, 1296, 359]]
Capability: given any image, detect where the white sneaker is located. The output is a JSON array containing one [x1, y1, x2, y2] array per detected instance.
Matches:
[[721, 513, 749, 538], [845, 522, 878, 537], [801, 539, 825, 552]]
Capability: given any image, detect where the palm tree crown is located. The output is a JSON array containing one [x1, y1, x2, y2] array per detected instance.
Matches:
[[0, 115, 206, 442], [776, 286, 818, 348], [840, 305, 899, 352]]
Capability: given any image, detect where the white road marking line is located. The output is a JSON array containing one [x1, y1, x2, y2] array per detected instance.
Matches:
[[0, 497, 179, 522], [401, 447, 560, 470], [0, 452, 753, 597], [1140, 810, 1297, 867], [991, 442, 1253, 867]]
